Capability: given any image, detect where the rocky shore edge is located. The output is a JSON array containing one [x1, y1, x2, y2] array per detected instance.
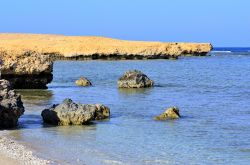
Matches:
[[0, 131, 50, 165], [0, 33, 212, 89]]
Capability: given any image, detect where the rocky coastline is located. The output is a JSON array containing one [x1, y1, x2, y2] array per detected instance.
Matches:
[[0, 33, 212, 89]]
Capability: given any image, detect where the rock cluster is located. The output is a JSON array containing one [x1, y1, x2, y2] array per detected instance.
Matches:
[[75, 77, 92, 86], [154, 107, 180, 120], [118, 70, 154, 88], [0, 79, 24, 128], [41, 98, 110, 126]]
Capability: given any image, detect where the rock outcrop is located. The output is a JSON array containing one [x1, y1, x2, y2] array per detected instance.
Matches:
[[0, 79, 25, 128], [41, 98, 110, 126], [0, 33, 212, 89], [118, 70, 154, 88], [0, 52, 53, 89], [154, 107, 180, 120], [75, 77, 92, 86]]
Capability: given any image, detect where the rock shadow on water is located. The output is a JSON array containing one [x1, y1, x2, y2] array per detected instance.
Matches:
[[5, 114, 99, 138], [41, 122, 98, 138], [118, 87, 153, 95], [0, 114, 43, 131], [154, 83, 186, 88], [16, 89, 54, 105]]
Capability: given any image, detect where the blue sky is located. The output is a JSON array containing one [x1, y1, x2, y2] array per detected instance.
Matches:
[[0, 0, 249, 47]]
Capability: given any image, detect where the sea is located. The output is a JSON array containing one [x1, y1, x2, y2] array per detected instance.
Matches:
[[7, 47, 250, 165]]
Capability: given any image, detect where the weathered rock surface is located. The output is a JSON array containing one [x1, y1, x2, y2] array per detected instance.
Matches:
[[94, 104, 110, 120], [75, 77, 92, 86], [0, 79, 25, 128], [0, 52, 53, 89], [154, 107, 180, 120], [41, 98, 110, 125], [118, 70, 154, 88], [0, 33, 212, 89]]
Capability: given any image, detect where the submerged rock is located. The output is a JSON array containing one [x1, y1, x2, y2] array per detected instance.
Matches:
[[75, 77, 92, 86], [0, 79, 25, 128], [154, 107, 180, 120], [118, 70, 154, 88], [41, 98, 110, 126]]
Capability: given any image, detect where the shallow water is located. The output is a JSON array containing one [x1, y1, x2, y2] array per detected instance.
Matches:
[[8, 53, 250, 165]]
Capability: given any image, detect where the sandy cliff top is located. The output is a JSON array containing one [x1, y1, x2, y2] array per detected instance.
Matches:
[[0, 33, 212, 58]]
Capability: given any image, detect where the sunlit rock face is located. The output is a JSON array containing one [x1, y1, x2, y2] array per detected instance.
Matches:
[[75, 77, 92, 86], [154, 107, 181, 120], [41, 99, 110, 126], [118, 70, 154, 88]]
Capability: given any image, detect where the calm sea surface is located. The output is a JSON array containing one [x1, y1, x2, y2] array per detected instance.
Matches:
[[8, 50, 250, 165]]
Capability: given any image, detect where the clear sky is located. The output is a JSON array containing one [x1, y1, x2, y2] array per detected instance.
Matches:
[[0, 0, 249, 47]]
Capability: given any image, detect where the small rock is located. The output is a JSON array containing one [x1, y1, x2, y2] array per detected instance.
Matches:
[[95, 104, 110, 120], [118, 70, 154, 88], [41, 98, 110, 126], [154, 107, 180, 120], [75, 77, 92, 86]]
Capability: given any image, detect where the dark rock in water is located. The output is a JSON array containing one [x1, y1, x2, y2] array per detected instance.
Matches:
[[118, 70, 154, 88], [154, 107, 180, 120], [0, 79, 25, 128], [41, 98, 110, 126], [75, 77, 92, 86], [2, 73, 53, 89]]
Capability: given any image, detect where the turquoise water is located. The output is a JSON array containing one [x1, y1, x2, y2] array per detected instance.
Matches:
[[9, 53, 250, 165]]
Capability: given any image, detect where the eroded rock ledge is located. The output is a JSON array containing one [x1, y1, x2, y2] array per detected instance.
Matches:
[[0, 33, 212, 88]]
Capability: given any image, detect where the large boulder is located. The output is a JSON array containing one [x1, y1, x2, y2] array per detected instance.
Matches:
[[0, 79, 25, 128], [118, 70, 154, 88], [75, 77, 92, 86], [41, 99, 110, 126], [154, 107, 180, 120]]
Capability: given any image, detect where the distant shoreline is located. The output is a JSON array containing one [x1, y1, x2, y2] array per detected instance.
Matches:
[[0, 33, 212, 89]]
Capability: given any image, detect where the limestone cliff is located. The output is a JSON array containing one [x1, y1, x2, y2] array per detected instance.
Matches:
[[0, 33, 212, 88]]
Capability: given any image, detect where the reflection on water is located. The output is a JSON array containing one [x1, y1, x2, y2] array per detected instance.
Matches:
[[6, 55, 250, 165], [118, 87, 152, 95], [17, 89, 54, 107]]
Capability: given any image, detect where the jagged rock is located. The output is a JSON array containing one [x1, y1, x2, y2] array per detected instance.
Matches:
[[154, 107, 180, 120], [75, 77, 92, 86], [94, 104, 110, 120], [0, 79, 25, 128], [118, 70, 154, 88], [41, 99, 110, 126]]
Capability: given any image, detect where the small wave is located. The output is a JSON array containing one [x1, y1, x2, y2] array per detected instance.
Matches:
[[102, 159, 127, 165], [211, 51, 232, 53]]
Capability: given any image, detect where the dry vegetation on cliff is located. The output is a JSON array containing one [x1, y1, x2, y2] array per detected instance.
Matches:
[[0, 33, 212, 59], [0, 33, 212, 88]]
